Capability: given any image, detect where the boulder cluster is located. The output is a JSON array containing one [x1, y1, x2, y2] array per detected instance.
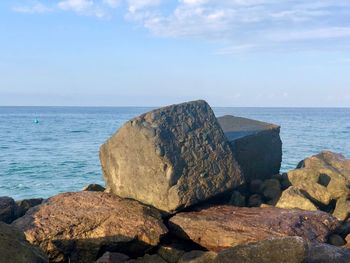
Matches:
[[1, 100, 350, 263]]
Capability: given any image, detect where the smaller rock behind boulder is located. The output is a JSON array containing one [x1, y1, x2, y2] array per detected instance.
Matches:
[[0, 196, 18, 223]]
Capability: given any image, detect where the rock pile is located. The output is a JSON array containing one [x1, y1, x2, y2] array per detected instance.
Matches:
[[1, 100, 349, 263]]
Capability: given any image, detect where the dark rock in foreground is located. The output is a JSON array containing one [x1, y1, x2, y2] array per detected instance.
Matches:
[[305, 242, 350, 263], [215, 237, 307, 263], [100, 100, 243, 213], [0, 222, 48, 263], [169, 206, 339, 252], [218, 115, 282, 181], [12, 192, 167, 263]]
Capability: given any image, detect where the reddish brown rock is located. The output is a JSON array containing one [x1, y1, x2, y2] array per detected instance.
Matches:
[[12, 192, 167, 263], [169, 206, 339, 252]]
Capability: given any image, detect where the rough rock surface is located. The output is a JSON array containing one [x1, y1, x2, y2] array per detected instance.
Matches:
[[0, 196, 18, 223], [217, 115, 282, 181], [215, 237, 307, 263], [305, 242, 350, 263], [0, 222, 48, 263], [333, 196, 350, 221], [287, 151, 350, 205], [178, 251, 217, 263], [95, 252, 130, 263], [12, 192, 167, 263], [169, 206, 339, 252], [276, 186, 318, 211], [100, 100, 243, 212]]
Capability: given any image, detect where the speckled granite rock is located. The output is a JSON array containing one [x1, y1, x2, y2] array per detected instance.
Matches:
[[12, 192, 167, 263], [217, 115, 282, 181], [169, 206, 339, 252], [100, 100, 243, 213]]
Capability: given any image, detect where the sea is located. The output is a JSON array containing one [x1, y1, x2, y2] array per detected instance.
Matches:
[[0, 107, 349, 200]]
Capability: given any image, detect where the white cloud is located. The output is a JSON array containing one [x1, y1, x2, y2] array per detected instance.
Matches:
[[12, 0, 350, 52], [13, 3, 52, 14]]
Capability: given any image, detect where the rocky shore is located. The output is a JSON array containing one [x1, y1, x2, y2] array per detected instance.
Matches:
[[1, 100, 350, 263]]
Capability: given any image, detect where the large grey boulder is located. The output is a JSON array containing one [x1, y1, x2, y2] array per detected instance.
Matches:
[[100, 100, 243, 213], [217, 115, 282, 181]]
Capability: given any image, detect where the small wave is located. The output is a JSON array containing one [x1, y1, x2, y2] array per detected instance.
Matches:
[[69, 130, 88, 133]]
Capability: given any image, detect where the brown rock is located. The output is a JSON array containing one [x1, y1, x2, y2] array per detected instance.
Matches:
[[217, 115, 282, 181], [12, 192, 167, 263], [305, 242, 350, 263], [276, 186, 318, 211], [287, 151, 350, 205], [95, 252, 130, 263], [0, 222, 48, 263], [178, 251, 217, 263], [82, 184, 105, 192], [346, 234, 350, 248], [100, 100, 243, 213], [169, 206, 339, 252], [215, 237, 307, 263], [333, 196, 350, 221], [0, 196, 18, 223]]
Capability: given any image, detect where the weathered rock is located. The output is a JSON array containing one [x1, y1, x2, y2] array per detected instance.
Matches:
[[15, 198, 44, 218], [169, 206, 339, 252], [333, 196, 350, 221], [228, 191, 245, 207], [0, 222, 48, 263], [82, 184, 106, 192], [247, 194, 263, 207], [328, 234, 346, 246], [217, 115, 282, 181], [215, 237, 307, 263], [276, 186, 318, 211], [100, 100, 243, 213], [346, 234, 350, 248], [135, 254, 167, 263], [249, 179, 263, 194], [0, 196, 18, 223], [95, 252, 130, 263], [287, 151, 350, 205], [305, 242, 350, 263], [178, 251, 217, 263], [12, 192, 167, 263], [261, 179, 281, 200], [157, 245, 185, 263]]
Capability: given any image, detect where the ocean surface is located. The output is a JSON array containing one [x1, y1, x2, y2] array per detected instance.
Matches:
[[0, 107, 349, 200]]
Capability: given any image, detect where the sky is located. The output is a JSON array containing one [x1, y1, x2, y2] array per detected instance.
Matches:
[[0, 0, 350, 107]]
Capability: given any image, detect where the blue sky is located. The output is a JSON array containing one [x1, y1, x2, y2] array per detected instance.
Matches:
[[0, 0, 350, 106]]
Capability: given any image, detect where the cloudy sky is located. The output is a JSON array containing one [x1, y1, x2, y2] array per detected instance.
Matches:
[[1, 0, 350, 106]]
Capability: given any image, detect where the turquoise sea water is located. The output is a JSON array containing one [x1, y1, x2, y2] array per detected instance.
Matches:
[[0, 107, 349, 200]]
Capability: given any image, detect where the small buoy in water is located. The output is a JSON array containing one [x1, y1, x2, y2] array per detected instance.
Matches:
[[34, 119, 39, 124]]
